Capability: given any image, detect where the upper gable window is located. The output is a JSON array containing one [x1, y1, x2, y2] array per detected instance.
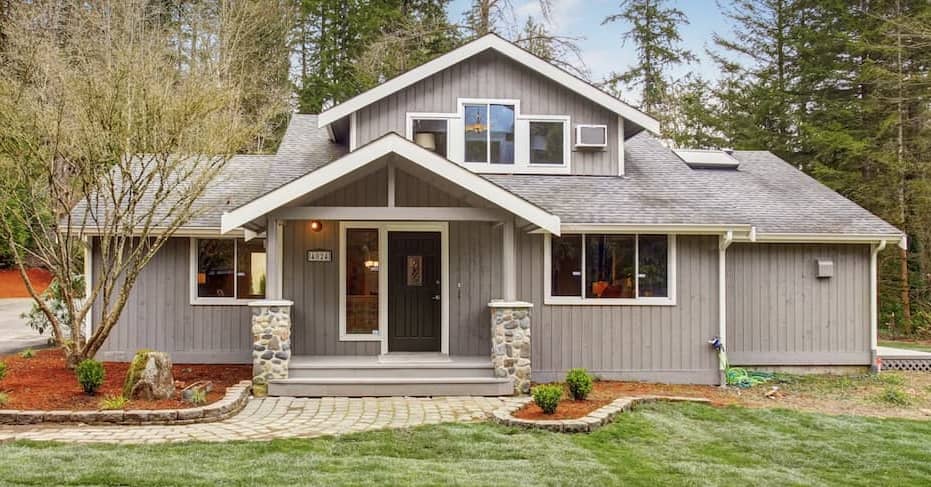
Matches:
[[412, 119, 448, 158], [529, 121, 565, 165], [464, 103, 515, 164]]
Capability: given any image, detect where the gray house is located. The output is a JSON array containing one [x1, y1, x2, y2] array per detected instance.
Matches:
[[87, 34, 904, 396]]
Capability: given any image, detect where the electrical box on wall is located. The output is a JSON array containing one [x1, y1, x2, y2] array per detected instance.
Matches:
[[816, 259, 834, 278]]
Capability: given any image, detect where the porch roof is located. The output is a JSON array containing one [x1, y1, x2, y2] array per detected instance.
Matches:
[[219, 133, 562, 235]]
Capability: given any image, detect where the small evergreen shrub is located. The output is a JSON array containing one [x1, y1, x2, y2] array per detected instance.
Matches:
[[532, 384, 563, 414], [19, 348, 35, 359], [76, 359, 105, 395], [190, 388, 207, 405], [566, 368, 594, 400], [99, 394, 128, 410], [0, 361, 6, 381]]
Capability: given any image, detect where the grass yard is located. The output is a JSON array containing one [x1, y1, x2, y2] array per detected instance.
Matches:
[[1, 402, 930, 486]]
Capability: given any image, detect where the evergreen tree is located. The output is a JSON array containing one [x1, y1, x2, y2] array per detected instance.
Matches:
[[602, 0, 695, 114]]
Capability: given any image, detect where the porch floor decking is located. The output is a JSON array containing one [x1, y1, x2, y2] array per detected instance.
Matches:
[[269, 355, 514, 397]]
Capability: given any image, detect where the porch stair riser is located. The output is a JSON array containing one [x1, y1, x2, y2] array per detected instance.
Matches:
[[287, 364, 494, 379], [267, 377, 514, 397]]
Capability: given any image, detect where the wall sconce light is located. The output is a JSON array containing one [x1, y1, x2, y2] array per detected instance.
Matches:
[[310, 220, 323, 232]]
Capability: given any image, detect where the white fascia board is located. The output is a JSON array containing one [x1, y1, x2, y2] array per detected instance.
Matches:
[[316, 35, 660, 135], [221, 134, 561, 235], [63, 226, 245, 238], [740, 232, 907, 245], [535, 223, 753, 235]]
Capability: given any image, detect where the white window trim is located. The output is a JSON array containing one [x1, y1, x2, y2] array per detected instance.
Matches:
[[575, 124, 608, 148], [189, 237, 265, 306], [543, 233, 677, 306], [338, 221, 450, 355], [405, 112, 456, 159]]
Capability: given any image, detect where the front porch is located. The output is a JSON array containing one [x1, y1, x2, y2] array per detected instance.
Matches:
[[229, 137, 553, 396]]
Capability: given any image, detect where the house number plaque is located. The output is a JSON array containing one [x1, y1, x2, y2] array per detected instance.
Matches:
[[306, 250, 332, 262]]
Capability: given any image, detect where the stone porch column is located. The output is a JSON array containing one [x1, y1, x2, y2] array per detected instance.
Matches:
[[249, 300, 293, 397], [489, 300, 533, 395]]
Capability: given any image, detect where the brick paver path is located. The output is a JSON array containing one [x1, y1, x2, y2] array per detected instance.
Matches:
[[0, 396, 520, 444]]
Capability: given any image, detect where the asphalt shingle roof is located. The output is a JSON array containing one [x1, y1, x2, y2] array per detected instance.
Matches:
[[72, 113, 900, 236]]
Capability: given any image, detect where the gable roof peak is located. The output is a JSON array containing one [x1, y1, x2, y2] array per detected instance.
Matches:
[[317, 34, 659, 135]]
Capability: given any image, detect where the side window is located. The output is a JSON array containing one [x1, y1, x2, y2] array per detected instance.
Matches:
[[529, 121, 566, 165], [412, 119, 448, 157], [464, 103, 515, 164], [195, 239, 266, 301]]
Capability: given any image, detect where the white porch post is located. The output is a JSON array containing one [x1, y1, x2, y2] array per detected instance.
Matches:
[[870, 240, 887, 371], [502, 217, 516, 301], [265, 217, 284, 300], [718, 231, 733, 385]]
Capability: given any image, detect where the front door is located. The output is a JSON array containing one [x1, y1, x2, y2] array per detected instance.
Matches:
[[388, 231, 441, 352]]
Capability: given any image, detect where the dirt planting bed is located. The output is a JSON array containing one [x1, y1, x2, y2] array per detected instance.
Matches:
[[0, 268, 51, 298]]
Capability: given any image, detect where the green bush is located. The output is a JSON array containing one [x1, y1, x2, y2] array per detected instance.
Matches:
[[0, 361, 6, 381], [0, 392, 8, 407], [190, 388, 207, 406], [19, 348, 35, 359], [532, 384, 563, 415], [566, 368, 594, 400], [75, 359, 105, 395], [877, 386, 911, 407], [98, 394, 128, 410]]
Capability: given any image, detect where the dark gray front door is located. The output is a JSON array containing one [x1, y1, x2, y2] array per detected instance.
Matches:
[[388, 231, 441, 352]]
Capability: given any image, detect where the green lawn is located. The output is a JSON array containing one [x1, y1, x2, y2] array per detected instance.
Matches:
[[2, 402, 930, 486], [879, 339, 931, 353]]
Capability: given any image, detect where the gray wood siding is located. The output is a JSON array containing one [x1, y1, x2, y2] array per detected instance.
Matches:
[[283, 220, 500, 356], [395, 169, 470, 207], [517, 234, 720, 384], [726, 243, 871, 365], [356, 51, 620, 176], [95, 238, 253, 363], [307, 167, 387, 206]]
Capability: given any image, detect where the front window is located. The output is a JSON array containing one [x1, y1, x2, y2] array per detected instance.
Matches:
[[464, 103, 514, 164], [196, 239, 266, 300], [530, 121, 565, 165], [412, 119, 448, 157], [548, 234, 673, 302], [345, 228, 380, 335]]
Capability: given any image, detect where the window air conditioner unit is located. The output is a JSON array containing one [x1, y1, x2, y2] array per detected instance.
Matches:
[[575, 124, 608, 149]]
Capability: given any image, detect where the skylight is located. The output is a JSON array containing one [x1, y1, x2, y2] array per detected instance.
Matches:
[[673, 149, 740, 170]]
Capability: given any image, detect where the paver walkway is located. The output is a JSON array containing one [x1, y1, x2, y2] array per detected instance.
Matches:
[[0, 396, 521, 444]]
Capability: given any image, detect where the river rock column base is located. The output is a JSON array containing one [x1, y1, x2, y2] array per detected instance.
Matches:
[[249, 300, 294, 397], [489, 300, 533, 395]]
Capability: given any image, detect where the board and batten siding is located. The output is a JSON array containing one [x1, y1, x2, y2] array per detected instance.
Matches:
[[726, 243, 871, 365], [95, 238, 253, 363], [517, 233, 721, 384], [355, 50, 621, 176]]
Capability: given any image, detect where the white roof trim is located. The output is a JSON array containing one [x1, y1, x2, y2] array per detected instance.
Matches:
[[220, 134, 561, 235], [317, 34, 660, 135]]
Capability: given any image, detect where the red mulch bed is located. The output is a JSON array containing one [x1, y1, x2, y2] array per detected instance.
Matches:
[[514, 381, 734, 420], [0, 348, 250, 411], [0, 268, 52, 298]]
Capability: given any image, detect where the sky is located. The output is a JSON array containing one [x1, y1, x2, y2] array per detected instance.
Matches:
[[446, 0, 734, 85]]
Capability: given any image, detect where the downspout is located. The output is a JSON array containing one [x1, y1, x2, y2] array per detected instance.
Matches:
[[870, 239, 887, 372], [717, 230, 734, 385]]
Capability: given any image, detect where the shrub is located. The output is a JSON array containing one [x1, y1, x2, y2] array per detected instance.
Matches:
[[566, 368, 594, 400], [532, 384, 563, 415], [21, 275, 84, 340], [76, 359, 105, 395], [0, 392, 8, 407], [19, 348, 35, 359], [99, 394, 128, 410], [190, 388, 207, 406], [0, 361, 6, 381]]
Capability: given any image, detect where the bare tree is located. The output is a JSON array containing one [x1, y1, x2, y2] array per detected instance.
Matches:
[[0, 0, 288, 367]]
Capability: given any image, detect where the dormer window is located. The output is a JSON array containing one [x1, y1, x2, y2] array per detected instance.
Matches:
[[412, 119, 448, 157]]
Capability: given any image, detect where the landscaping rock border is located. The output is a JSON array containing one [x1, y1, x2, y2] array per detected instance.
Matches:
[[492, 395, 712, 433], [0, 380, 252, 426]]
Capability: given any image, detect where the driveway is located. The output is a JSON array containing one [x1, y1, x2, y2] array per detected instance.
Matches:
[[0, 298, 47, 355]]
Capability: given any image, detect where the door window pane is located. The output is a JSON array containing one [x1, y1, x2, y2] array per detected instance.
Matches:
[[464, 104, 487, 162], [638, 235, 668, 298], [551, 234, 582, 296], [237, 240, 267, 299], [490, 104, 515, 164], [197, 239, 235, 298], [412, 119, 448, 157], [530, 121, 564, 164], [585, 235, 635, 299], [346, 228, 379, 334]]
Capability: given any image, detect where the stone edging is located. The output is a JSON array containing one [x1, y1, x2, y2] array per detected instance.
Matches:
[[492, 395, 712, 433], [0, 380, 252, 426]]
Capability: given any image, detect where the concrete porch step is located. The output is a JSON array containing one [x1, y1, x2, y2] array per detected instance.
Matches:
[[267, 377, 514, 397], [287, 355, 495, 379]]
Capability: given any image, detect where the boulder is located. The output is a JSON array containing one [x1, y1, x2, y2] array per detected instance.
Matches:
[[123, 350, 175, 400]]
